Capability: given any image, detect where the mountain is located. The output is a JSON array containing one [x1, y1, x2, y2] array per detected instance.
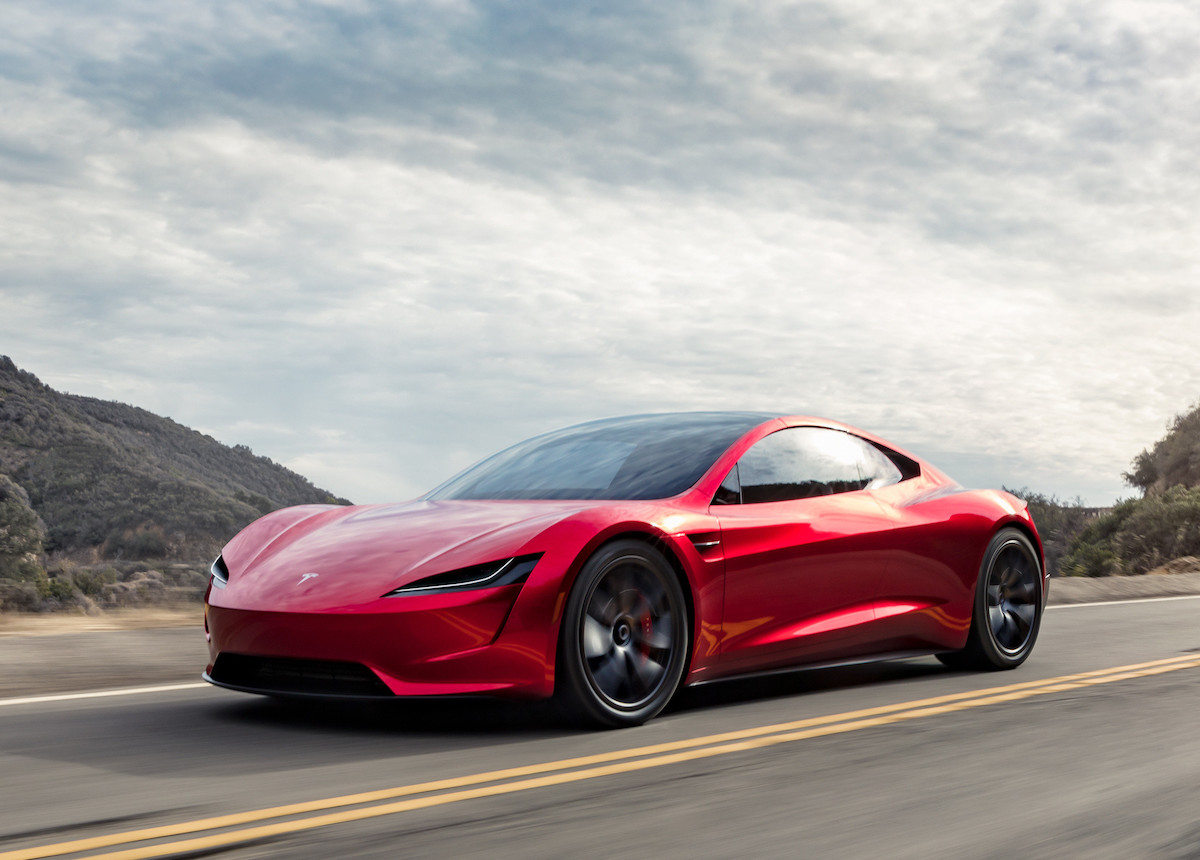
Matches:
[[0, 356, 350, 608]]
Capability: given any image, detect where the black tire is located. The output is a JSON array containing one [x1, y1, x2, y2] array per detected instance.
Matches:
[[556, 540, 689, 728], [937, 528, 1043, 671]]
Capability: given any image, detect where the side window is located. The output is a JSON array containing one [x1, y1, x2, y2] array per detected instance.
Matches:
[[712, 465, 741, 505], [860, 440, 904, 489], [735, 427, 901, 504]]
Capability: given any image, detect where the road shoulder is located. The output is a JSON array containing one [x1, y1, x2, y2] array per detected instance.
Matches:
[[1048, 570, 1200, 604]]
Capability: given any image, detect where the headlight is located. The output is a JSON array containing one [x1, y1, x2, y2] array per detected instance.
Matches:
[[210, 555, 230, 588], [382, 553, 542, 597]]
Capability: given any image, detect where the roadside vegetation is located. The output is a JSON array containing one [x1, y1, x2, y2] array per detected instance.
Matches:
[[1010, 400, 1200, 577], [1053, 402, 1200, 576], [1001, 488, 1104, 578]]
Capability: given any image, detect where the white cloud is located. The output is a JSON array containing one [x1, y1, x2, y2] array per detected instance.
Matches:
[[2, 0, 1199, 506]]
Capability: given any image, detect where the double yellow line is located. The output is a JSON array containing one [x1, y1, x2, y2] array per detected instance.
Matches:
[[5, 654, 1200, 860]]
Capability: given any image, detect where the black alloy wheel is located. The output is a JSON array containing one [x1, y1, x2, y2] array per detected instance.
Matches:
[[557, 539, 689, 728], [938, 528, 1043, 671], [984, 535, 1041, 655]]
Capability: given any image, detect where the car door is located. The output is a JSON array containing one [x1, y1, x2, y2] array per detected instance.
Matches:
[[863, 475, 993, 652], [714, 426, 903, 674]]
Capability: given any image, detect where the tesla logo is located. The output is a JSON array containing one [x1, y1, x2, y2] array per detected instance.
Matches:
[[297, 572, 319, 585]]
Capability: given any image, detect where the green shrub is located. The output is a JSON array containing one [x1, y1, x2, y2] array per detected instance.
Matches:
[[1124, 402, 1200, 493], [1004, 488, 1104, 577], [72, 567, 119, 597], [1, 473, 46, 580], [1060, 486, 1200, 576], [41, 576, 79, 603], [0, 555, 47, 583], [0, 580, 43, 611], [103, 529, 168, 560]]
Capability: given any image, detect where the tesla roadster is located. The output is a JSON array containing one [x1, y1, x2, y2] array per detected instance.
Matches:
[[204, 413, 1046, 727]]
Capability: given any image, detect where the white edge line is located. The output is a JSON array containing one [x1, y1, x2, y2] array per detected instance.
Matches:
[[1049, 594, 1200, 609], [0, 682, 208, 708]]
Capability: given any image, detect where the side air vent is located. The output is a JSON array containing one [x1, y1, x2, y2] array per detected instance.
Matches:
[[209, 653, 392, 697], [688, 532, 722, 553]]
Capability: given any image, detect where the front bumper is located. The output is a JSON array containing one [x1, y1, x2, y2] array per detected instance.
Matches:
[[204, 583, 555, 698]]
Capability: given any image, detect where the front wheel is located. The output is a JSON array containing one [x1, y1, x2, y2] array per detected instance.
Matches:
[[556, 540, 689, 728], [937, 528, 1043, 671]]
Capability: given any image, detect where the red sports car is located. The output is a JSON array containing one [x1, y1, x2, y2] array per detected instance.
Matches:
[[204, 413, 1047, 727]]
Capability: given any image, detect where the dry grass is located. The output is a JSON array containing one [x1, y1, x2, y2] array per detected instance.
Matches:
[[0, 605, 200, 637], [1147, 555, 1200, 575]]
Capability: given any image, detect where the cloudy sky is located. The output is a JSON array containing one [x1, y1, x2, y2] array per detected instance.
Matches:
[[2, 0, 1198, 506]]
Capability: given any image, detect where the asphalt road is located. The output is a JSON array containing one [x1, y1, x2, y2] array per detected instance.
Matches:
[[2, 596, 1199, 859]]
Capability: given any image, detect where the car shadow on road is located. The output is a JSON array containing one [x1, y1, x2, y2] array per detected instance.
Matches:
[[668, 657, 949, 716], [209, 692, 566, 736]]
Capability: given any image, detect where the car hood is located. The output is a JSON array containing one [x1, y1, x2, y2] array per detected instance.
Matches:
[[216, 500, 591, 612]]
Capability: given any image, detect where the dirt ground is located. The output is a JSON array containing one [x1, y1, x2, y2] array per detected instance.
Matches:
[[0, 606, 201, 637], [0, 607, 206, 697], [1048, 558, 1200, 604]]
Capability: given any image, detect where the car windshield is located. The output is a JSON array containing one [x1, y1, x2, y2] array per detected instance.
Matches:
[[426, 413, 771, 501]]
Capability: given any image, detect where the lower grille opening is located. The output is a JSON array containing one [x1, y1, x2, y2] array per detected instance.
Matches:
[[211, 653, 393, 697]]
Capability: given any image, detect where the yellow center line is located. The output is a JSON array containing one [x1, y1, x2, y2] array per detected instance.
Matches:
[[4, 654, 1200, 860]]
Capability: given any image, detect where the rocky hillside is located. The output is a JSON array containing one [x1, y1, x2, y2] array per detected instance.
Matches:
[[0, 356, 349, 610]]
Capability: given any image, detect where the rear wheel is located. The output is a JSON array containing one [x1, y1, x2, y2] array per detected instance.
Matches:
[[937, 528, 1043, 671], [556, 540, 689, 728]]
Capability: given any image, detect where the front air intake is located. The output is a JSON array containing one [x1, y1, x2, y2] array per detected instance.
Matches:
[[210, 653, 393, 697]]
